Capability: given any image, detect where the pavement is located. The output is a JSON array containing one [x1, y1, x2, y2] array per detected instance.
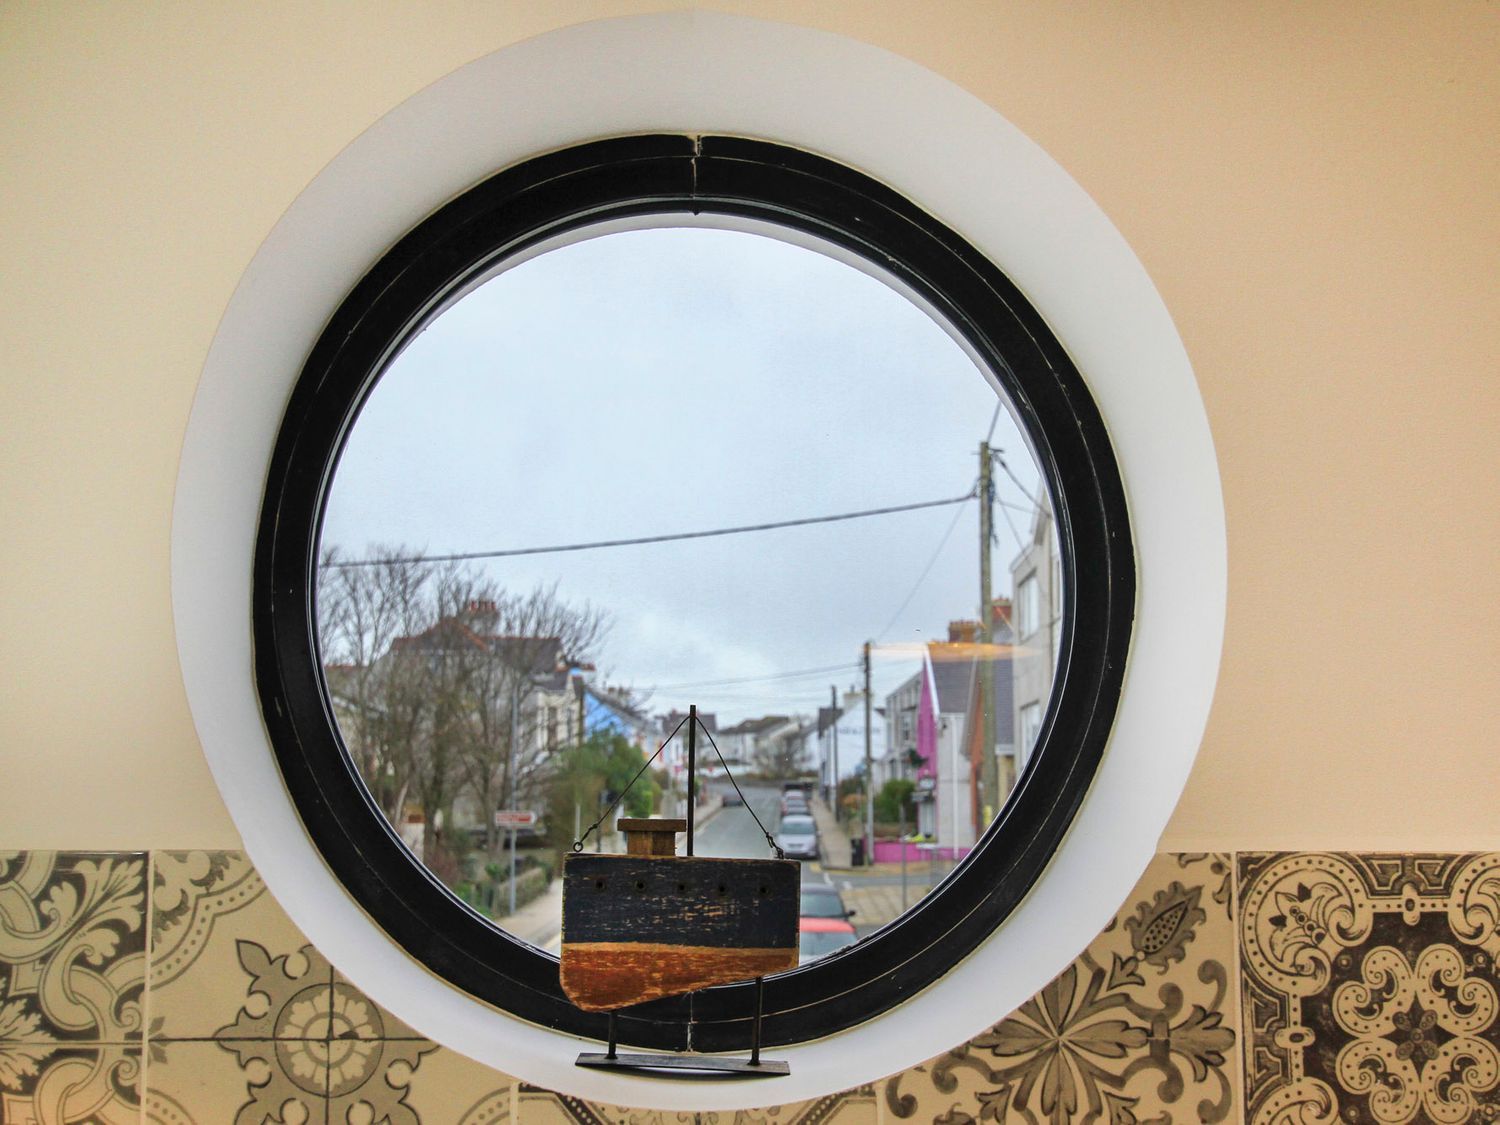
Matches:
[[502, 874, 566, 951], [808, 794, 853, 869], [837, 881, 924, 935], [805, 794, 959, 933]]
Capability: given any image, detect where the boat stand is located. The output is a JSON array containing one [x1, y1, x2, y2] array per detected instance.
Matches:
[[575, 977, 790, 1077]]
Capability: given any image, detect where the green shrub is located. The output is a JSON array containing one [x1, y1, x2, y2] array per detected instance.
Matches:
[[874, 778, 917, 825]]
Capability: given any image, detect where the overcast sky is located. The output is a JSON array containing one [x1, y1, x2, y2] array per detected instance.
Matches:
[[322, 226, 1044, 723]]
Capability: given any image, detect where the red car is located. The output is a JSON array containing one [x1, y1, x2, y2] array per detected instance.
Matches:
[[798, 915, 857, 966]]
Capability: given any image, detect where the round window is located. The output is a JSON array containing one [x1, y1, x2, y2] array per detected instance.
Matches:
[[254, 135, 1132, 1051]]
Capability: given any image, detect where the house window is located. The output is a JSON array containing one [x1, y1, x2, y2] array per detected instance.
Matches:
[[253, 136, 1133, 1052], [1016, 573, 1040, 638], [1019, 702, 1042, 757]]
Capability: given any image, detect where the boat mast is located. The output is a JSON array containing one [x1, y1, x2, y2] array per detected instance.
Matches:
[[686, 703, 697, 856]]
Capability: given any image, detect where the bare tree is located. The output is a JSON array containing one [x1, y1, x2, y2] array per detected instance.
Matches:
[[317, 545, 434, 826], [317, 549, 610, 866], [451, 580, 609, 853]]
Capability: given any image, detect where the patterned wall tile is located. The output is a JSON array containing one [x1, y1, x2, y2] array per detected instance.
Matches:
[[151, 851, 328, 1041], [0, 852, 147, 1048], [0, 1042, 140, 1123], [52, 842, 1500, 1120], [395, 1044, 514, 1124], [511, 1091, 874, 1123], [145, 1038, 310, 1125], [320, 972, 876, 1124], [513, 1090, 875, 1122], [135, 849, 1240, 1123], [880, 852, 1239, 1123], [331, 971, 423, 1042], [145, 960, 439, 1124], [801, 1091, 879, 1124], [1239, 851, 1500, 1124]]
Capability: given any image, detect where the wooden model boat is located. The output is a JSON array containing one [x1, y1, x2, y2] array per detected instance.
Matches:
[[560, 817, 800, 1011]]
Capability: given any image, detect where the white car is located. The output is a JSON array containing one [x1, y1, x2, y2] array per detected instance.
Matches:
[[776, 814, 819, 860]]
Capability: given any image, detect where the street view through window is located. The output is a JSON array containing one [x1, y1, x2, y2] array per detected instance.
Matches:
[[316, 226, 1062, 964]]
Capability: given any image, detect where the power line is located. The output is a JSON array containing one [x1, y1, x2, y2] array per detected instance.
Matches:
[[669, 688, 839, 704], [993, 449, 1043, 510], [646, 662, 859, 692], [995, 481, 1026, 552], [320, 489, 978, 570], [990, 449, 1043, 554]]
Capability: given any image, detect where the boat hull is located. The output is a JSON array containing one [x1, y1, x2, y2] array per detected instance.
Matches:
[[560, 853, 800, 1011]]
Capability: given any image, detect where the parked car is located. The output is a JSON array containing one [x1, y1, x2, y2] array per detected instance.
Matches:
[[781, 791, 809, 815], [800, 881, 855, 922], [798, 915, 857, 965], [775, 813, 819, 860]]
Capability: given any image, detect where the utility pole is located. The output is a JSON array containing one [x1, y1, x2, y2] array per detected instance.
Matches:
[[829, 684, 839, 812], [507, 690, 519, 915], [577, 682, 586, 746], [863, 641, 874, 868], [977, 441, 997, 831]]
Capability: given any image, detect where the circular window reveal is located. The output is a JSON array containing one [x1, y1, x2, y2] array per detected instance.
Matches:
[[255, 136, 1133, 1051]]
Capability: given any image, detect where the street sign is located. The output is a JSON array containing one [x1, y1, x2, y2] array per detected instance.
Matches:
[[494, 810, 537, 828]]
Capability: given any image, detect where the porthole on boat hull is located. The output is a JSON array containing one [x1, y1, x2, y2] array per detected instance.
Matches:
[[254, 134, 1134, 1051]]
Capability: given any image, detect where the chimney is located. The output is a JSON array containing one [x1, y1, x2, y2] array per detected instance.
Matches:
[[947, 619, 979, 643], [991, 597, 1013, 628]]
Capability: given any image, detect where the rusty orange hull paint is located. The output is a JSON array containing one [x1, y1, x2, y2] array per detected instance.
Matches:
[[560, 941, 797, 1011]]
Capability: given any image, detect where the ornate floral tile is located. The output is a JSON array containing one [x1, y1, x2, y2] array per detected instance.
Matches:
[[145, 1038, 305, 1124], [396, 1044, 515, 1124], [145, 954, 438, 1124], [38, 843, 1500, 1121], [331, 971, 424, 1042], [0, 851, 147, 1045], [880, 852, 1239, 1123], [0, 1041, 141, 1124], [1240, 851, 1500, 1124], [796, 1091, 879, 1124], [134, 849, 1240, 1122], [150, 850, 326, 1041], [511, 1090, 875, 1123]]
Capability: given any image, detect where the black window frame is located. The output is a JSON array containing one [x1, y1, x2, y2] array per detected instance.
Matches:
[[253, 134, 1133, 1052]]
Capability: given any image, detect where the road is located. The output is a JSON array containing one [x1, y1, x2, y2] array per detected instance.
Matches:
[[702, 784, 942, 922], [695, 782, 785, 860], [827, 866, 946, 938], [698, 783, 847, 918]]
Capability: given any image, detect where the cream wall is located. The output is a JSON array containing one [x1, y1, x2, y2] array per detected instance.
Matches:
[[3, 3, 1496, 849]]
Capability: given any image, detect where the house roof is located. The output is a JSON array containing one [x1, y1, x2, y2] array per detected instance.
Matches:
[[929, 656, 975, 714], [581, 680, 651, 725], [717, 714, 789, 736], [662, 709, 717, 736], [389, 617, 574, 687], [883, 625, 1019, 719]]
